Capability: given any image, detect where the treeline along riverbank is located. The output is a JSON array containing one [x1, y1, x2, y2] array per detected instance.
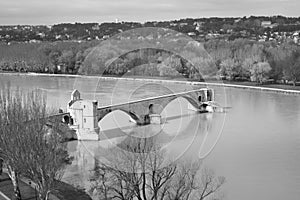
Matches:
[[0, 36, 300, 87]]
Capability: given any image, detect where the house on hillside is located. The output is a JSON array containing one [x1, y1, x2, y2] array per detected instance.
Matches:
[[194, 21, 204, 32], [179, 22, 188, 26], [92, 25, 100, 30], [261, 21, 278, 28], [188, 32, 196, 36], [37, 32, 46, 38], [293, 32, 299, 44], [261, 21, 271, 27], [292, 32, 299, 37], [234, 18, 242, 23], [29, 39, 41, 43]]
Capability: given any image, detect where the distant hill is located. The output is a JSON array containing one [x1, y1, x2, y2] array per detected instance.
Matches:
[[1, 15, 300, 43]]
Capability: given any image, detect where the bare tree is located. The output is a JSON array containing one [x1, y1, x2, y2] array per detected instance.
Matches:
[[0, 86, 26, 200], [90, 137, 225, 200], [0, 86, 72, 200], [196, 167, 225, 200], [18, 91, 72, 200]]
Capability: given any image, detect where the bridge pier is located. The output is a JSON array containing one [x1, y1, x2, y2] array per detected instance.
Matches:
[[149, 114, 162, 124]]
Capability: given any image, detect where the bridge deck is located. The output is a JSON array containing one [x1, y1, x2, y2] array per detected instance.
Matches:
[[97, 89, 204, 110]]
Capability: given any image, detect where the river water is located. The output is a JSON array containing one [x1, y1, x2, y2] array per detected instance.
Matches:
[[1, 73, 300, 200]]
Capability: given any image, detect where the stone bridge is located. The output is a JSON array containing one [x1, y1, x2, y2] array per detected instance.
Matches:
[[66, 88, 214, 140]]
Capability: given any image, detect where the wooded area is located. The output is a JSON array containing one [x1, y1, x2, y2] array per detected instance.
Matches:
[[0, 37, 300, 85]]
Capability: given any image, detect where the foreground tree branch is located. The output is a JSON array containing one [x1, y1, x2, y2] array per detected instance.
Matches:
[[90, 137, 225, 200]]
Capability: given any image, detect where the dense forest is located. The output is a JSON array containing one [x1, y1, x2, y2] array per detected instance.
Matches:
[[0, 31, 300, 86]]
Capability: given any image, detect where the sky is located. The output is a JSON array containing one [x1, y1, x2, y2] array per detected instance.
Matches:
[[0, 0, 299, 25]]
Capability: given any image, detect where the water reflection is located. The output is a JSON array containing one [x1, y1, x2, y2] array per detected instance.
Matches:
[[63, 110, 222, 199]]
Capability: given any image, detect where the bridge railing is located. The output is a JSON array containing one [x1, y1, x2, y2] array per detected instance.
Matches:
[[97, 88, 210, 110]]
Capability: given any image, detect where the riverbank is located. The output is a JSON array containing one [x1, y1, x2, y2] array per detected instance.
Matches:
[[52, 181, 92, 200], [0, 173, 52, 200], [1, 72, 300, 95], [221, 80, 300, 91], [0, 173, 91, 200]]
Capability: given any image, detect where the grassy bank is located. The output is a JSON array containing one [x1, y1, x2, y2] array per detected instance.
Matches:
[[221, 80, 300, 91]]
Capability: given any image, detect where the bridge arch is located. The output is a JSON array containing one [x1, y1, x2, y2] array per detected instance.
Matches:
[[97, 108, 141, 123], [147, 95, 200, 115]]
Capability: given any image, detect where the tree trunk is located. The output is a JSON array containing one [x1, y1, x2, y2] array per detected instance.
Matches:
[[10, 171, 22, 200], [0, 159, 3, 175], [36, 184, 51, 200], [38, 190, 49, 200], [142, 172, 147, 200]]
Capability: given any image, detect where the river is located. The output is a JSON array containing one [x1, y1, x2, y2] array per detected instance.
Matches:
[[1, 73, 300, 200]]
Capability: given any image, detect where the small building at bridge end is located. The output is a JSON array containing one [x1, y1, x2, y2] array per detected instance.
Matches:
[[67, 90, 100, 140]]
